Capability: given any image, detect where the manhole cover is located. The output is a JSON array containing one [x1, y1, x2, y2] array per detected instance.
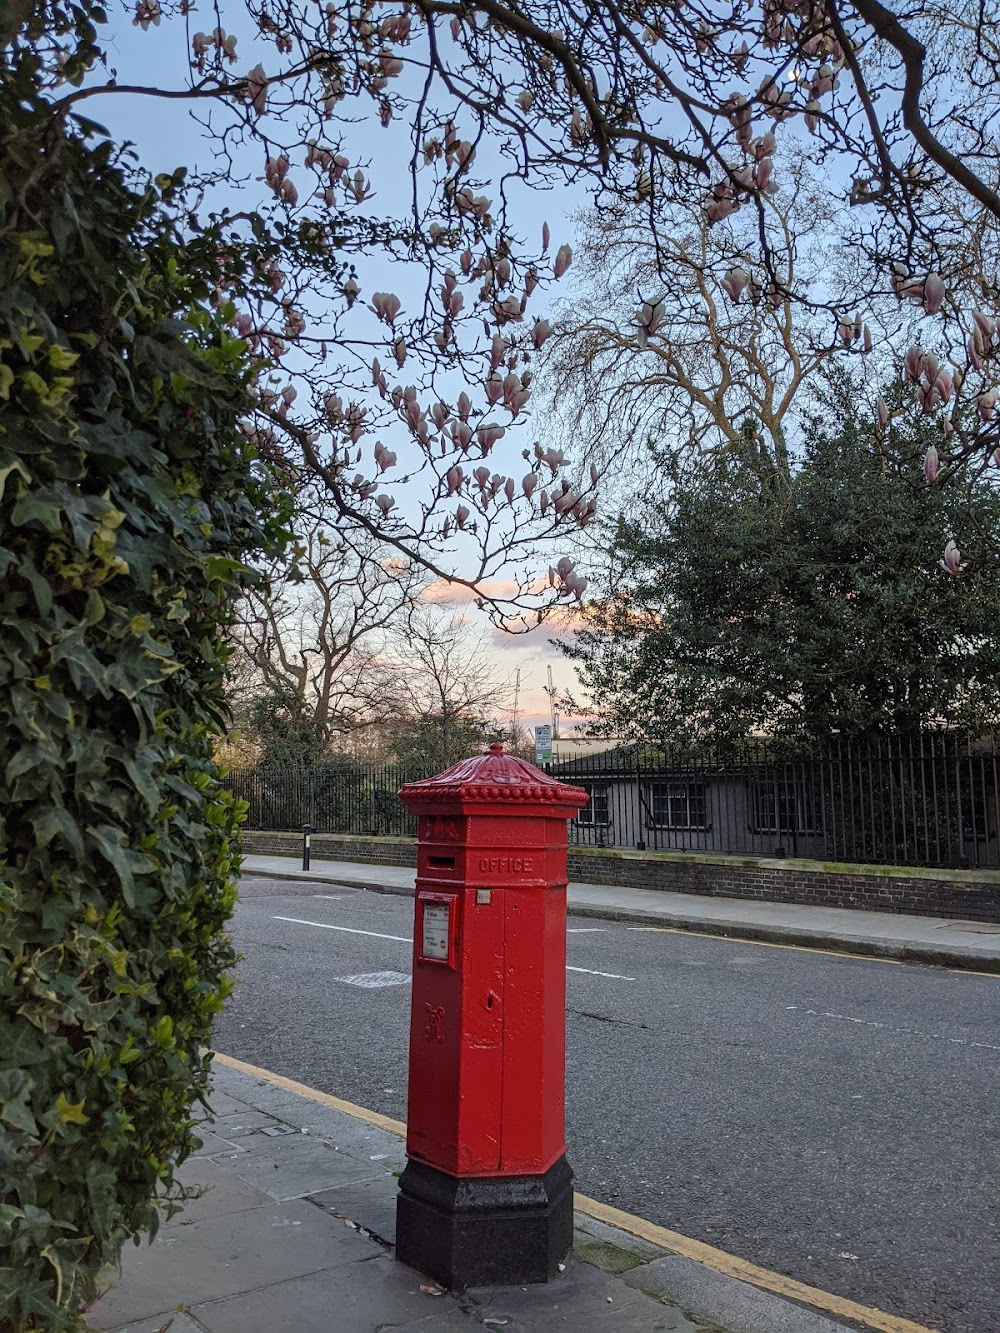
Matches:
[[258, 1125, 299, 1137], [337, 971, 411, 988]]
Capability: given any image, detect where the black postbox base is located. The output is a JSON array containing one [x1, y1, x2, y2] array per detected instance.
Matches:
[[395, 1154, 573, 1289]]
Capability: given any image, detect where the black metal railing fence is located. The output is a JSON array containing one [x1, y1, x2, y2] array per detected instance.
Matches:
[[223, 733, 1000, 870]]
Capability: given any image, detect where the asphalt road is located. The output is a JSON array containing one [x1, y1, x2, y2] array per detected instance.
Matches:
[[216, 876, 1000, 1333]]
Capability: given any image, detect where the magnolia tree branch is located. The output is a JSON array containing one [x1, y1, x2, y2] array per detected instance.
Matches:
[[10, 0, 1000, 586]]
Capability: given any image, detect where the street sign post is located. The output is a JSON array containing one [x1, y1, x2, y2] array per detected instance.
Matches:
[[534, 724, 552, 765]]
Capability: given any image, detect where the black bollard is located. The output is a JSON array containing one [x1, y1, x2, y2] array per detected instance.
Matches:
[[302, 823, 313, 872]]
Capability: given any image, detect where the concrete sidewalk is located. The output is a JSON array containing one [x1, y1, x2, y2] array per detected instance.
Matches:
[[87, 1058, 868, 1333], [241, 854, 1000, 971]]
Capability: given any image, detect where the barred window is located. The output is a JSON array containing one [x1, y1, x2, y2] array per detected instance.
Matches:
[[750, 778, 821, 834], [576, 783, 611, 826], [648, 782, 707, 830]]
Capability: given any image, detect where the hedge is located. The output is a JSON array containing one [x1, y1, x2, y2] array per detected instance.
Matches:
[[0, 59, 287, 1333]]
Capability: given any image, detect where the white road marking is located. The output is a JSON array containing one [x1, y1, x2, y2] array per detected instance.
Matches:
[[784, 1004, 1000, 1051], [567, 927, 606, 933], [316, 895, 344, 900], [273, 915, 411, 943], [567, 965, 635, 981], [275, 916, 636, 981], [337, 971, 410, 988]]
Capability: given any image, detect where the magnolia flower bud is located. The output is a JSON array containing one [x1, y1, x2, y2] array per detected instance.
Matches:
[[904, 346, 924, 381], [554, 244, 572, 279], [876, 398, 889, 430], [923, 444, 939, 485], [922, 272, 945, 314], [973, 310, 996, 344], [722, 267, 749, 302]]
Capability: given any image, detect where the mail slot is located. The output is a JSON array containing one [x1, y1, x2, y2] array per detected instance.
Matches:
[[395, 743, 588, 1289]]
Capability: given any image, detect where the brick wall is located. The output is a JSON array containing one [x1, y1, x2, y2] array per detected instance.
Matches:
[[244, 831, 417, 868], [240, 831, 999, 921]]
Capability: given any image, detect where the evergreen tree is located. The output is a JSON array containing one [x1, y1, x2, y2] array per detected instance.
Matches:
[[565, 372, 1000, 744]]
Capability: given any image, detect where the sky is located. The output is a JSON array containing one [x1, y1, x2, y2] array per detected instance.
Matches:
[[82, 4, 600, 735]]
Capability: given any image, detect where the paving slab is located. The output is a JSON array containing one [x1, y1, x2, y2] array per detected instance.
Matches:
[[208, 1109, 286, 1137], [309, 1173, 400, 1245], [463, 1252, 708, 1332], [162, 1158, 273, 1228], [187, 1255, 446, 1333], [88, 1198, 381, 1329], [624, 1254, 853, 1333], [102, 1314, 204, 1333], [212, 1130, 391, 1201]]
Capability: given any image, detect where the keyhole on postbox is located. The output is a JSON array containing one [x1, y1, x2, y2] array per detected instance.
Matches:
[[485, 991, 498, 1010]]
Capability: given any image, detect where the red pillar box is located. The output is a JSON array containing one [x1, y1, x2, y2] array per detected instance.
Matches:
[[395, 743, 587, 1289]]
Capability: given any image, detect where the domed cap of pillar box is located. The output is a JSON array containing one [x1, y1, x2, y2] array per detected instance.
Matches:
[[399, 743, 588, 817]]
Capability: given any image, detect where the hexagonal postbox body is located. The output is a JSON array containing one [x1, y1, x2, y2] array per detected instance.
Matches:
[[395, 744, 587, 1290]]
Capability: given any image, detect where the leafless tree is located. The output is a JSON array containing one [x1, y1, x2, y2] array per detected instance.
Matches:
[[229, 509, 427, 752], [382, 606, 514, 766]]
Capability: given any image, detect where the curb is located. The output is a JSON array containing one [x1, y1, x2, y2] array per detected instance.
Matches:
[[240, 866, 1000, 974]]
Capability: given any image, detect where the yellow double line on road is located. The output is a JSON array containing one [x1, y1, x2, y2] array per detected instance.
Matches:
[[214, 1052, 936, 1333]]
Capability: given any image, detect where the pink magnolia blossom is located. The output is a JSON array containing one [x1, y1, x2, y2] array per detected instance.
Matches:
[[477, 423, 506, 452], [493, 295, 523, 324], [522, 473, 538, 500], [393, 337, 407, 368], [532, 319, 553, 350], [637, 296, 666, 350], [978, 389, 998, 421], [455, 505, 470, 528], [457, 393, 472, 421], [375, 494, 395, 517], [349, 170, 372, 202], [941, 540, 961, 575], [554, 244, 572, 279], [133, 0, 162, 30], [374, 443, 397, 472], [446, 466, 464, 495], [876, 398, 890, 429], [903, 346, 925, 381], [923, 444, 940, 484], [244, 63, 267, 115], [973, 310, 996, 344], [923, 272, 945, 315], [517, 90, 534, 112], [343, 275, 360, 305], [371, 292, 401, 324], [722, 267, 749, 302]]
